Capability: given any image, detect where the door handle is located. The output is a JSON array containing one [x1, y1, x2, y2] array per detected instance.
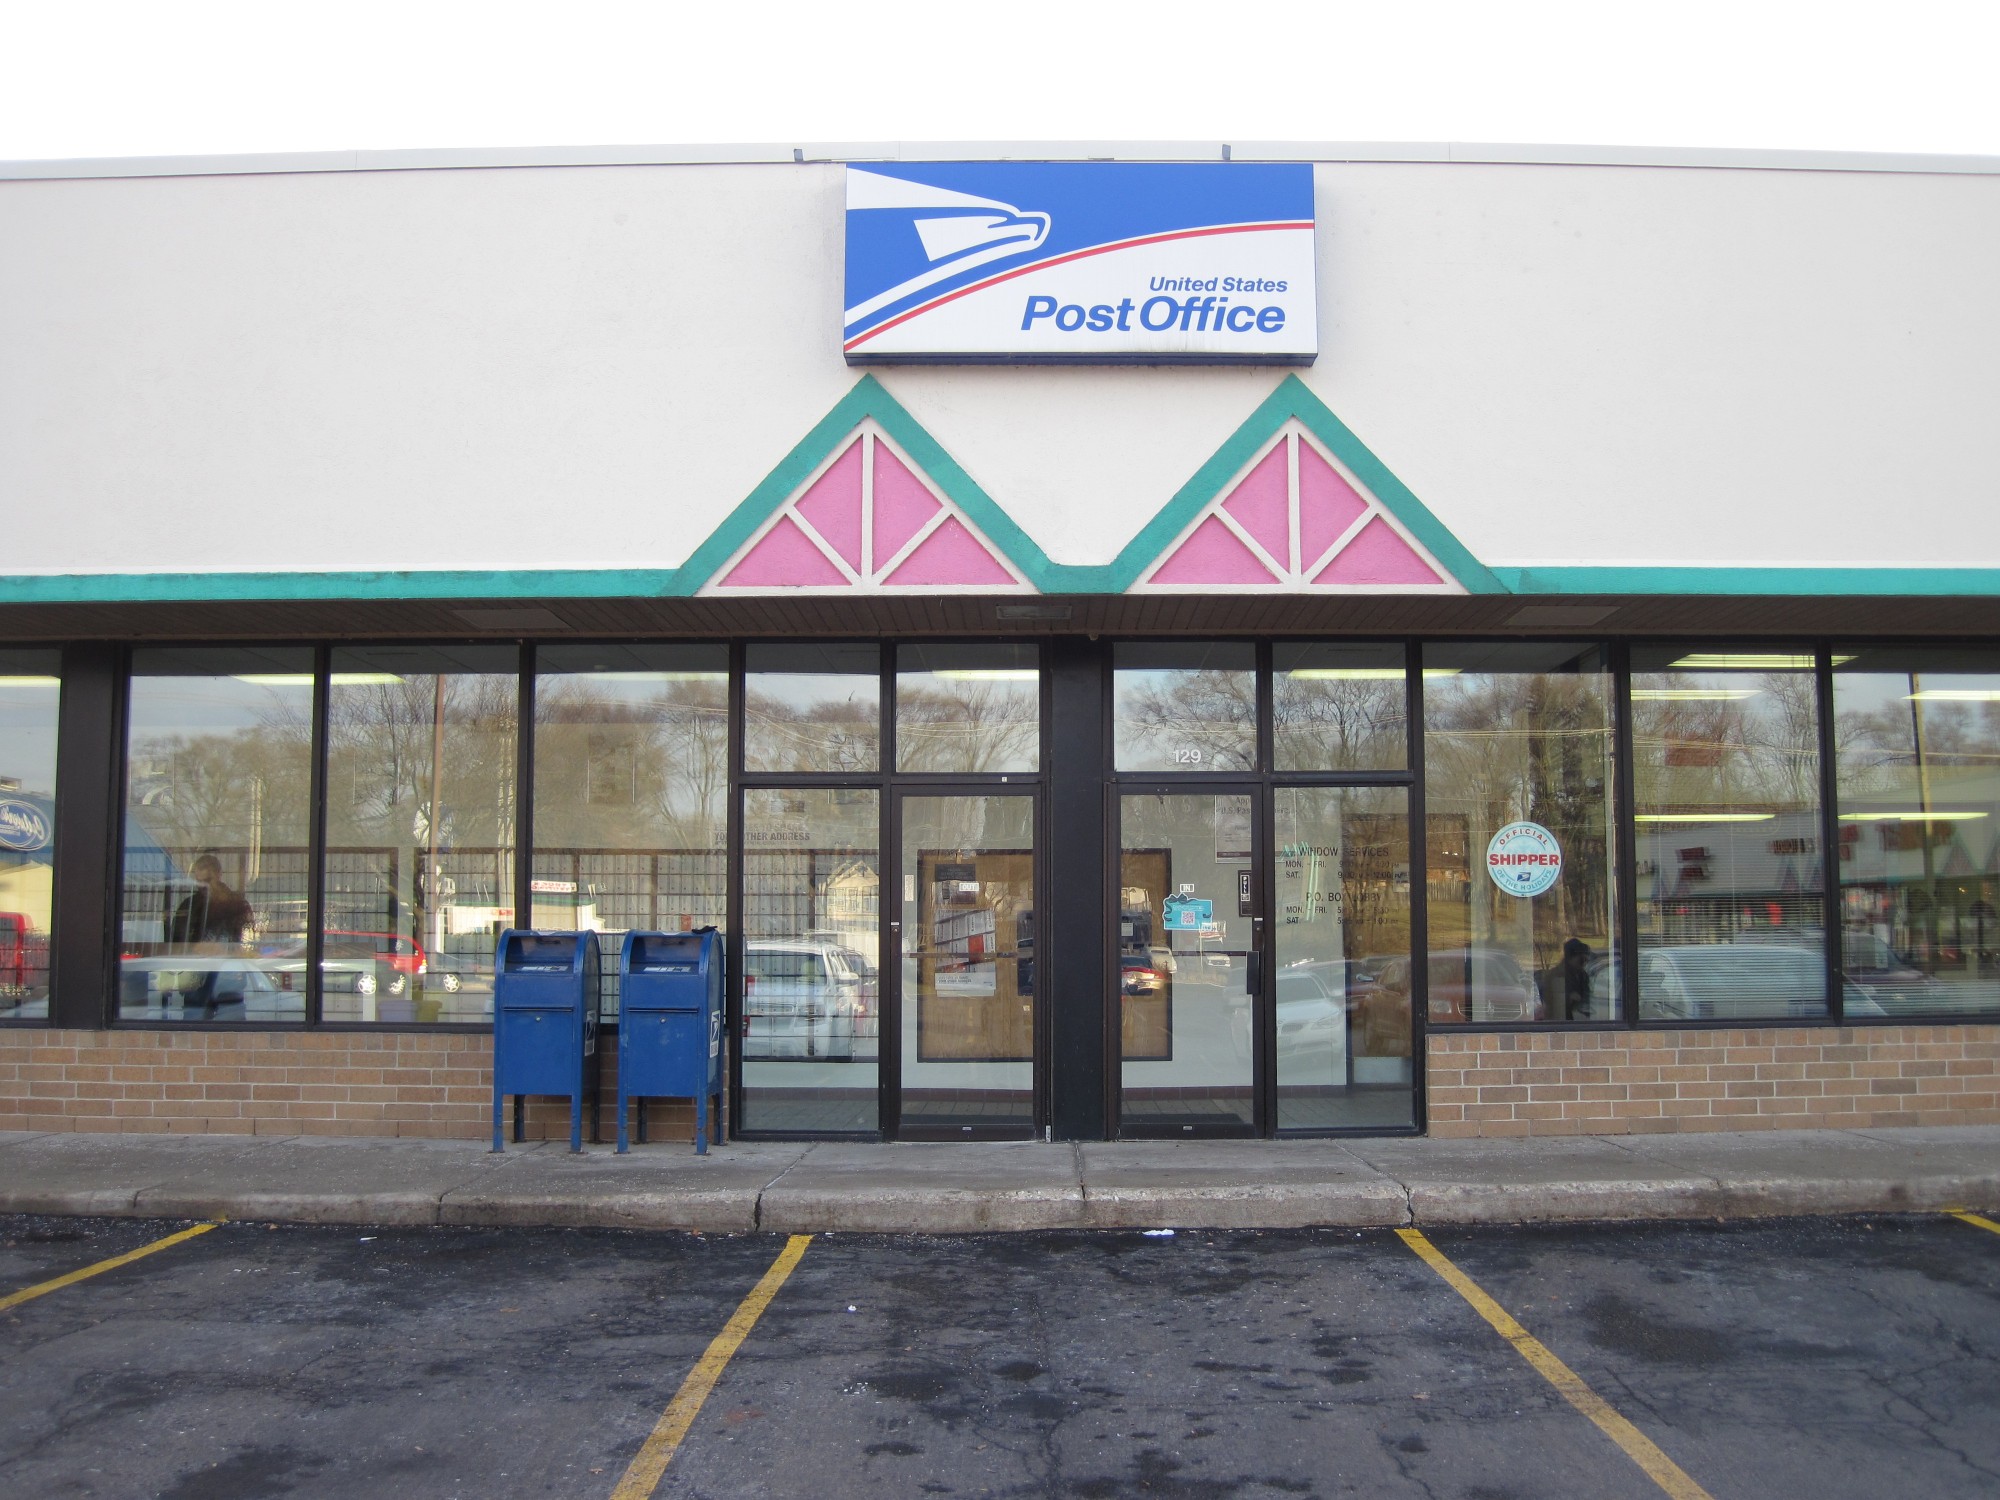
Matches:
[[1246, 950, 1263, 995]]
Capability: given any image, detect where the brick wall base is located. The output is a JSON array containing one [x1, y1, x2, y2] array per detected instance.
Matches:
[[2, 1025, 1995, 1142], [0, 1029, 703, 1142], [1424, 1025, 2000, 1137]]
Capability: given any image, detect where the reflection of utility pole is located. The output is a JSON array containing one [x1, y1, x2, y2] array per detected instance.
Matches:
[[1910, 671, 1937, 969], [429, 675, 446, 959]]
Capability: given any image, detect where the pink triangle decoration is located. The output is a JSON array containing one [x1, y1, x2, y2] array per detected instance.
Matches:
[[719, 516, 850, 588], [872, 444, 943, 563], [1311, 516, 1444, 585], [708, 428, 1026, 592], [885, 516, 1019, 586], [792, 441, 865, 570], [1151, 515, 1282, 585], [1141, 427, 1458, 592], [1297, 443, 1370, 564], [1218, 445, 1290, 566]]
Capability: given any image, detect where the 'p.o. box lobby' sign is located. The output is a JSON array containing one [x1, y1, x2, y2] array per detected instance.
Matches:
[[842, 163, 1317, 364]]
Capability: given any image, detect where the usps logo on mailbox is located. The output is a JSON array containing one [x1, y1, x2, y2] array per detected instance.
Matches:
[[843, 162, 1317, 364]]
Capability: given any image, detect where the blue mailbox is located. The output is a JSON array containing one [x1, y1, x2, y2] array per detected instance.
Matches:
[[616, 929, 724, 1154], [491, 929, 601, 1153]]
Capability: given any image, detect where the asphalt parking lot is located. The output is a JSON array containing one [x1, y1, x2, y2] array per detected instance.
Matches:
[[0, 1213, 1995, 1499]]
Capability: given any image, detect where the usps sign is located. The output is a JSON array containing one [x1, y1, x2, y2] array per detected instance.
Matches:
[[843, 163, 1317, 364]]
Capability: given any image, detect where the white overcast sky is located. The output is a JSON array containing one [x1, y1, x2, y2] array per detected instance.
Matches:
[[2, 0, 1995, 162]]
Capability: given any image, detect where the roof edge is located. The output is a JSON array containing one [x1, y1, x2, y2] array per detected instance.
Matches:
[[4, 139, 1997, 184]]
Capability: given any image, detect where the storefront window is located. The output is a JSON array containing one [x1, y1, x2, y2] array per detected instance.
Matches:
[[118, 649, 314, 1023], [895, 644, 1040, 773], [744, 644, 880, 773], [1834, 648, 2000, 1018], [1274, 643, 1408, 772], [0, 652, 61, 1021], [323, 646, 518, 1025], [534, 645, 729, 1020], [1632, 648, 1826, 1021], [1114, 642, 1257, 772], [1424, 644, 1619, 1023], [739, 786, 879, 1132]]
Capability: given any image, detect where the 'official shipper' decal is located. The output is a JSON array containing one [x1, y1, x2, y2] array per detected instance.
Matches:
[[843, 163, 1317, 365]]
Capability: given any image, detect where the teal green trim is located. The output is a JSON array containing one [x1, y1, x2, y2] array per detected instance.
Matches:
[[1107, 374, 1508, 594], [1495, 566, 2000, 597], [0, 567, 680, 605], [668, 374, 1068, 595]]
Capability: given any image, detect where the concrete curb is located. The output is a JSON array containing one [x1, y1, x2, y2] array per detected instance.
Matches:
[[0, 1128, 1992, 1233]]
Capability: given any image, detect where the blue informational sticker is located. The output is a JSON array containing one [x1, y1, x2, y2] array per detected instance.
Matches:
[[1486, 821, 1563, 898], [843, 163, 1318, 364], [1162, 894, 1215, 931]]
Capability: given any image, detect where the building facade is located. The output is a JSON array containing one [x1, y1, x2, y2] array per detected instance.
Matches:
[[2, 143, 1997, 1143]]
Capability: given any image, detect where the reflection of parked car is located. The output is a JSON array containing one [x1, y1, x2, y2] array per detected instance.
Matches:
[[1731, 927, 1941, 1011], [1634, 944, 1882, 1019], [119, 951, 304, 1020], [741, 941, 874, 1061], [1376, 948, 1544, 1024], [1120, 950, 1171, 996], [326, 930, 424, 989], [0, 912, 50, 997]]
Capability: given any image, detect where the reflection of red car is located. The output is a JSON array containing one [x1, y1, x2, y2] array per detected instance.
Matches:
[[327, 930, 427, 977], [1, 912, 50, 993]]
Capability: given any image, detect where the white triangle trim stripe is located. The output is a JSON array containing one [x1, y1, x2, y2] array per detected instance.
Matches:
[[1134, 424, 1466, 594]]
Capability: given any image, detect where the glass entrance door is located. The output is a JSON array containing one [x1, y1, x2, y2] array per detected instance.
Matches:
[[1116, 785, 1417, 1137], [895, 793, 1039, 1138], [1271, 786, 1416, 1131], [1118, 790, 1258, 1135]]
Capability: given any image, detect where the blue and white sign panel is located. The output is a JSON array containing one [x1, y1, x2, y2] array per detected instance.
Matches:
[[843, 163, 1317, 364], [1486, 822, 1563, 899]]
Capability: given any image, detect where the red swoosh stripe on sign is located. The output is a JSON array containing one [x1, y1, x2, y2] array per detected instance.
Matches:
[[843, 220, 1314, 350]]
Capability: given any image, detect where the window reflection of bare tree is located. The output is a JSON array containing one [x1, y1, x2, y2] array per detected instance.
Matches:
[[1121, 669, 1256, 766], [1632, 672, 1819, 810], [1425, 672, 1612, 965], [535, 676, 728, 853], [1273, 675, 1406, 767], [327, 675, 517, 941], [743, 690, 880, 773], [128, 691, 313, 939], [897, 679, 1038, 772]]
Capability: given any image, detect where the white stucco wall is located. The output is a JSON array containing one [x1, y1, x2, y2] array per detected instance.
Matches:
[[2, 155, 1995, 579]]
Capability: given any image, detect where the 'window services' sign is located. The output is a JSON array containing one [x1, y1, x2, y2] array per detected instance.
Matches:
[[843, 163, 1317, 365]]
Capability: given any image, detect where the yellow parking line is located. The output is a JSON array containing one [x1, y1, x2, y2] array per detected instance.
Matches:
[[1396, 1228, 1714, 1500], [1947, 1208, 2000, 1236], [609, 1234, 813, 1500], [0, 1221, 222, 1314]]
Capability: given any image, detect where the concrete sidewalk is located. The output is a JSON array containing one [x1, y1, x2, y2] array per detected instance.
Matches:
[[0, 1126, 1993, 1233]]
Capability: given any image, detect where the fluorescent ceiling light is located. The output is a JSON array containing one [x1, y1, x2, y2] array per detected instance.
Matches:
[[1631, 689, 1760, 701], [0, 676, 59, 688], [1285, 668, 1457, 680], [554, 671, 723, 683], [330, 673, 408, 686], [1668, 654, 1853, 670], [1906, 689, 2000, 702], [926, 669, 1040, 682], [232, 672, 408, 687], [1839, 810, 1988, 821], [1634, 813, 1776, 823]]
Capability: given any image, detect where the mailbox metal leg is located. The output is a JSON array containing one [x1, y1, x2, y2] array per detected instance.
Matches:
[[491, 1089, 504, 1153], [616, 1085, 630, 1153], [712, 1091, 724, 1145], [513, 1095, 525, 1143], [637, 1098, 648, 1144], [694, 1093, 708, 1156], [569, 1092, 583, 1153]]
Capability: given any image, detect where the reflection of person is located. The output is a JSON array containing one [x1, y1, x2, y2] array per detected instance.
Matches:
[[169, 854, 253, 947], [1538, 938, 1593, 1020]]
